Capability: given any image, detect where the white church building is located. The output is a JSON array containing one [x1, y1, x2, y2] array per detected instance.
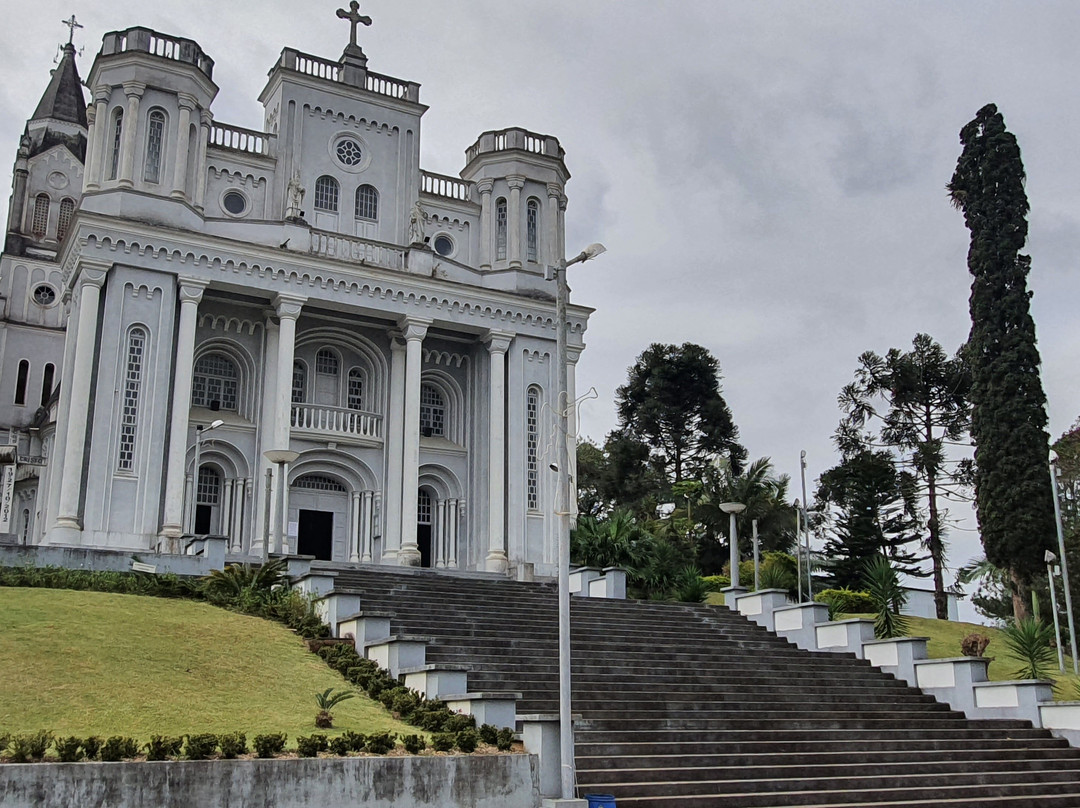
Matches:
[[0, 10, 591, 577]]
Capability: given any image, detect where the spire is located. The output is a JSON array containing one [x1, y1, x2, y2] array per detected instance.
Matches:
[[31, 42, 87, 128]]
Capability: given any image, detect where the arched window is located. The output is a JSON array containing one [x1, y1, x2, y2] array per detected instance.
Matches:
[[40, 363, 55, 407], [347, 368, 364, 410], [109, 109, 123, 180], [191, 354, 239, 411], [316, 349, 339, 376], [527, 386, 540, 510], [118, 327, 146, 471], [144, 109, 166, 183], [20, 508, 30, 544], [420, 384, 445, 437], [314, 175, 339, 212], [495, 197, 507, 260], [355, 184, 379, 221], [57, 198, 75, 241], [291, 361, 306, 404], [14, 360, 29, 405], [294, 474, 346, 492], [31, 194, 50, 238], [526, 198, 540, 262]]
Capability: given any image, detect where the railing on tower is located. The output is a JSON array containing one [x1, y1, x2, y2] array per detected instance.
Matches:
[[308, 230, 406, 270], [208, 123, 272, 157], [276, 49, 421, 102], [291, 404, 382, 440], [100, 27, 214, 79], [465, 127, 564, 165], [420, 171, 473, 202]]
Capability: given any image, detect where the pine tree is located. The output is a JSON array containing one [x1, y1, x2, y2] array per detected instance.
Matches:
[[948, 103, 1056, 617]]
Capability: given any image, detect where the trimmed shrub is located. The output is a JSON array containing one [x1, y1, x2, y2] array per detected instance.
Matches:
[[81, 736, 102, 761], [339, 730, 366, 753], [8, 731, 53, 762], [443, 713, 475, 733], [455, 728, 480, 753], [295, 734, 329, 757], [478, 724, 499, 745], [495, 727, 515, 751], [327, 735, 351, 756], [144, 735, 183, 761], [100, 736, 139, 762], [55, 736, 84, 762], [431, 732, 455, 752], [390, 689, 421, 719], [253, 733, 287, 759], [364, 732, 396, 755], [814, 588, 875, 620], [402, 734, 427, 754], [218, 732, 247, 759], [185, 733, 219, 760], [701, 574, 730, 591]]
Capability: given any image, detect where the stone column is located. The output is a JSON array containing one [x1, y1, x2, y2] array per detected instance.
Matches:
[[84, 89, 108, 190], [221, 479, 234, 544], [51, 264, 108, 539], [194, 110, 212, 211], [272, 294, 305, 552], [254, 318, 279, 554], [118, 82, 145, 187], [398, 318, 431, 565], [484, 330, 514, 573], [448, 499, 459, 568], [350, 491, 362, 562], [231, 478, 247, 553], [361, 490, 374, 562], [435, 498, 447, 568], [160, 277, 209, 540], [171, 94, 196, 199], [507, 176, 524, 268], [547, 184, 562, 268], [382, 336, 407, 561], [477, 179, 494, 270], [44, 296, 80, 540]]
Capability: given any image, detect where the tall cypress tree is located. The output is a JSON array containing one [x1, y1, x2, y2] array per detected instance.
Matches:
[[948, 103, 1056, 617]]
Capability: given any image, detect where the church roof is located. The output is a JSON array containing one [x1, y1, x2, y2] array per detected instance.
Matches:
[[31, 43, 87, 128]]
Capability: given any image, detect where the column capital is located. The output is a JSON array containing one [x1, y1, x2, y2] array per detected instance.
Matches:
[[398, 316, 432, 342], [200, 109, 214, 127], [484, 329, 514, 354], [567, 345, 584, 365], [122, 81, 146, 99], [77, 260, 110, 288], [558, 196, 568, 212], [475, 178, 494, 195], [178, 276, 210, 305], [547, 183, 563, 199], [506, 175, 526, 191], [92, 85, 111, 104], [177, 92, 199, 112], [273, 293, 306, 320]]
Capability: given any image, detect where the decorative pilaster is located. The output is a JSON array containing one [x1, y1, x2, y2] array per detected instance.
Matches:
[[160, 277, 210, 540], [382, 336, 407, 561], [547, 184, 562, 272], [350, 491, 362, 562], [361, 490, 374, 562], [50, 264, 109, 540], [484, 330, 514, 573], [194, 110, 212, 210], [118, 82, 145, 187], [398, 317, 431, 566], [477, 179, 494, 270], [171, 94, 197, 199], [507, 176, 525, 268]]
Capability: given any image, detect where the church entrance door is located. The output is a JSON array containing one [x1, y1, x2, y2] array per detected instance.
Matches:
[[417, 488, 434, 568], [298, 509, 333, 561]]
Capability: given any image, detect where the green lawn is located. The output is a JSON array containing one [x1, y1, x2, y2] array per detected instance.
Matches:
[[0, 587, 415, 740]]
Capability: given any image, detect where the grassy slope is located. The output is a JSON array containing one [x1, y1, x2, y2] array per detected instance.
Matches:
[[0, 587, 414, 740]]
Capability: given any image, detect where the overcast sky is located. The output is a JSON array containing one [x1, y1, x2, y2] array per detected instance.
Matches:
[[4, 1, 1079, 616]]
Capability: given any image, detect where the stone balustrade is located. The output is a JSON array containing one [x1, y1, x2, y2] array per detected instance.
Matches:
[[308, 229, 406, 270], [291, 403, 382, 440], [209, 122, 272, 156], [100, 26, 214, 78], [420, 170, 473, 202]]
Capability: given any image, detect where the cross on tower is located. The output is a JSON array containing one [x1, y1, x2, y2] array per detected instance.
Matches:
[[61, 14, 83, 46], [336, 1, 372, 48]]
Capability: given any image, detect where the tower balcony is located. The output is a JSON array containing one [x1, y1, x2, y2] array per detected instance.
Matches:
[[290, 403, 382, 444]]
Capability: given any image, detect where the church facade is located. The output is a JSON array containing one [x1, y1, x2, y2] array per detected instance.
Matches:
[[0, 12, 590, 577]]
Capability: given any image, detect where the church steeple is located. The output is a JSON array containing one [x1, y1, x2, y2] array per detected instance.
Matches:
[[31, 42, 88, 130]]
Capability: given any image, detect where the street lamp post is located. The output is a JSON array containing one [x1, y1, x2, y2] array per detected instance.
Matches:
[[188, 419, 224, 536], [719, 502, 746, 587], [1046, 550, 1066, 673], [752, 519, 760, 590], [264, 449, 300, 556], [1048, 450, 1078, 674], [555, 242, 605, 802], [794, 498, 803, 601], [800, 450, 812, 600]]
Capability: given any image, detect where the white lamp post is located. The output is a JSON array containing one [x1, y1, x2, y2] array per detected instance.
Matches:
[[188, 419, 224, 535], [752, 518, 760, 590], [1046, 550, 1066, 673], [1049, 450, 1078, 674], [555, 242, 605, 802], [264, 449, 300, 556], [794, 498, 803, 601], [719, 502, 746, 587]]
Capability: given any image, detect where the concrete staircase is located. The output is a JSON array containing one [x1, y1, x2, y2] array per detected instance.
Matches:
[[325, 567, 1080, 806]]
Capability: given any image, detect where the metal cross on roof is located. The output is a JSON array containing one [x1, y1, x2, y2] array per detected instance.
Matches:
[[61, 14, 83, 46], [336, 1, 372, 48]]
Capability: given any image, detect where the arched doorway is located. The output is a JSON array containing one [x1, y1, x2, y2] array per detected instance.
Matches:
[[417, 488, 434, 568], [292, 474, 348, 561]]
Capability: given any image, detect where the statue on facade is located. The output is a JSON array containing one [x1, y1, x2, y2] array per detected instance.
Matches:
[[286, 170, 305, 220], [408, 201, 426, 245]]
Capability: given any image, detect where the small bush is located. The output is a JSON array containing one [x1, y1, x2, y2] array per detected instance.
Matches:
[[100, 736, 139, 762], [364, 732, 396, 755], [455, 728, 480, 753], [495, 728, 515, 751], [8, 731, 53, 762], [814, 588, 875, 620], [328, 736, 351, 756], [443, 713, 475, 733], [55, 736, 84, 762], [144, 735, 183, 761], [253, 733, 287, 759], [218, 732, 247, 759], [185, 733, 219, 760], [701, 574, 730, 591], [339, 730, 366, 753], [390, 690, 421, 719], [478, 724, 499, 745], [401, 733, 427, 754], [961, 632, 992, 657], [81, 736, 102, 761], [431, 732, 455, 752], [296, 734, 329, 757], [412, 700, 453, 732]]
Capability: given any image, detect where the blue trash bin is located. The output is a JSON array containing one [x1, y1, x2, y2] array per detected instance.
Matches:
[[585, 795, 616, 808]]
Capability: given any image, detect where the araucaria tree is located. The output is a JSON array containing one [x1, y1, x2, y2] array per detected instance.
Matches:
[[948, 103, 1056, 618], [615, 343, 746, 483], [835, 334, 970, 619]]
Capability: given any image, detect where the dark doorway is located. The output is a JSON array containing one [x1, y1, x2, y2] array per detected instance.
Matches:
[[417, 523, 432, 568], [194, 504, 212, 534], [298, 509, 333, 560]]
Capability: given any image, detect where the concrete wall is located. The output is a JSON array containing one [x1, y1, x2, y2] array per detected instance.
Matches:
[[0, 754, 540, 808], [0, 542, 225, 577]]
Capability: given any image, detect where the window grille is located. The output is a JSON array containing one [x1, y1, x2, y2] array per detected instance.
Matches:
[[314, 175, 339, 212], [144, 109, 165, 183], [495, 198, 507, 260], [191, 353, 239, 411], [355, 184, 379, 220], [420, 384, 445, 437], [57, 198, 75, 241], [294, 475, 346, 492], [526, 199, 539, 262], [336, 138, 363, 166], [31, 194, 50, 237], [196, 466, 221, 505], [118, 328, 146, 471], [527, 387, 540, 509], [291, 361, 306, 404], [417, 489, 432, 524], [109, 110, 123, 180], [316, 349, 339, 376], [347, 368, 364, 410]]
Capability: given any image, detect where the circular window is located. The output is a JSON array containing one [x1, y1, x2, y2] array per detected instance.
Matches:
[[336, 138, 363, 167], [433, 235, 455, 257], [222, 191, 247, 216], [32, 285, 57, 306]]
